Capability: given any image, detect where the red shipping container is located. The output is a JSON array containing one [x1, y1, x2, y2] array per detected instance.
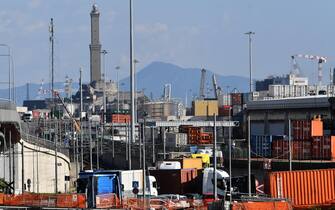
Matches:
[[292, 120, 311, 140], [311, 136, 331, 160], [332, 136, 335, 160], [272, 139, 311, 160], [218, 106, 231, 116], [231, 93, 242, 105], [272, 139, 289, 159], [292, 140, 311, 160]]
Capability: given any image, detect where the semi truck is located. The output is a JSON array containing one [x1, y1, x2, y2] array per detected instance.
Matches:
[[77, 170, 158, 208]]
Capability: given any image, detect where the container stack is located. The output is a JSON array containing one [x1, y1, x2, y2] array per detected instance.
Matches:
[[252, 119, 335, 160], [179, 126, 213, 145]]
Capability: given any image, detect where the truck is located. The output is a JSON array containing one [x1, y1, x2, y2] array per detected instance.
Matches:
[[22, 111, 33, 122], [77, 170, 158, 208], [149, 167, 229, 197]]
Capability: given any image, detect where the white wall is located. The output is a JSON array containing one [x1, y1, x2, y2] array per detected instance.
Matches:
[[0, 139, 70, 194]]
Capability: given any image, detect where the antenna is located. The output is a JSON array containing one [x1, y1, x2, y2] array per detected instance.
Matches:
[[49, 18, 55, 118]]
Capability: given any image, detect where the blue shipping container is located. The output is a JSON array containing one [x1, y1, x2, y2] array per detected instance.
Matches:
[[251, 135, 272, 158], [97, 175, 116, 195]]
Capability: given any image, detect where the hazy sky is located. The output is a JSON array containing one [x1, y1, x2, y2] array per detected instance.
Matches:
[[0, 0, 334, 87]]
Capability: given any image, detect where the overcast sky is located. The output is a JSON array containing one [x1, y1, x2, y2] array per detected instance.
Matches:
[[0, 0, 334, 87]]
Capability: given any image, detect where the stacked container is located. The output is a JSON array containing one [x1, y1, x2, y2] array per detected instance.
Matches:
[[271, 119, 335, 160], [251, 135, 272, 158], [292, 120, 311, 140], [311, 136, 331, 160]]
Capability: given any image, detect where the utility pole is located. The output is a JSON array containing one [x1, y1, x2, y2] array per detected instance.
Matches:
[[54, 122, 58, 193], [79, 68, 84, 171], [248, 115, 251, 196], [245, 31, 255, 97], [50, 18, 55, 118], [89, 120, 93, 170], [142, 117, 147, 206], [129, 0, 135, 170], [213, 114, 217, 199], [116, 66, 120, 120], [289, 119, 292, 171], [229, 106, 232, 203]]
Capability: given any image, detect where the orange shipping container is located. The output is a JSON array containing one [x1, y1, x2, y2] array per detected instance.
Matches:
[[232, 201, 292, 210], [266, 169, 335, 208], [311, 119, 323, 137], [172, 158, 203, 169], [0, 193, 3, 205], [111, 114, 131, 123]]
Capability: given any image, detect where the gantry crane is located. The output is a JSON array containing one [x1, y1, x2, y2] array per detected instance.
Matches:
[[291, 54, 327, 85]]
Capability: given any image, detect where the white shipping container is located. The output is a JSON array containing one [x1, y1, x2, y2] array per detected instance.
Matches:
[[166, 132, 187, 147], [269, 85, 308, 98], [218, 94, 231, 106], [16, 106, 28, 113]]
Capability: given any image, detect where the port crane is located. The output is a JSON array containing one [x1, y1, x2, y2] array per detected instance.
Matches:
[[54, 91, 81, 132], [291, 54, 327, 85], [199, 68, 206, 99], [212, 74, 222, 99]]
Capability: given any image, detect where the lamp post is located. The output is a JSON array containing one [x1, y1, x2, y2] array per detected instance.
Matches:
[[115, 66, 120, 117], [245, 31, 255, 96], [0, 44, 11, 101], [101, 50, 108, 124], [134, 59, 139, 123]]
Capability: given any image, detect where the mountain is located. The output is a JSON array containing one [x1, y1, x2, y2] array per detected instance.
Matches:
[[4, 61, 249, 106], [0, 82, 79, 106], [120, 61, 249, 102]]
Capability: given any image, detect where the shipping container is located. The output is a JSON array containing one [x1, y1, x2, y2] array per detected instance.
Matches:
[[232, 201, 292, 210], [166, 132, 188, 148], [311, 119, 323, 137], [266, 169, 335, 208], [149, 169, 199, 195], [111, 114, 131, 123], [171, 158, 203, 170], [231, 93, 242, 105], [292, 140, 311, 160], [251, 135, 272, 158], [311, 136, 331, 160], [218, 105, 231, 117], [272, 139, 311, 160], [218, 94, 231, 106], [292, 120, 311, 140]]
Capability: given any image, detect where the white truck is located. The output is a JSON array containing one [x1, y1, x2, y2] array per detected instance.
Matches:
[[119, 169, 158, 197]]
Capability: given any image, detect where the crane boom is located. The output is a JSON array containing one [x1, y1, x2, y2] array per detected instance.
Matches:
[[212, 74, 219, 99], [199, 68, 206, 99], [54, 91, 81, 132]]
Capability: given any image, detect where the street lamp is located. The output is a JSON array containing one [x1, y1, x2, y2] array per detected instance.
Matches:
[[245, 31, 255, 96], [134, 59, 139, 123], [245, 31, 254, 197], [115, 66, 121, 122], [101, 50, 108, 123], [0, 44, 12, 101]]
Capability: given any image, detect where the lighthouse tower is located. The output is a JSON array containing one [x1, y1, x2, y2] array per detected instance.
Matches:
[[89, 4, 102, 83]]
